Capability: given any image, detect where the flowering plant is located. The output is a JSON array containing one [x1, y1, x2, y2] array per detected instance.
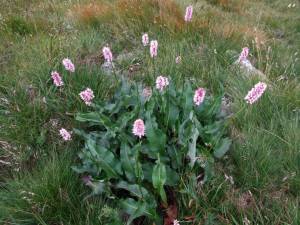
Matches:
[[73, 78, 231, 224]]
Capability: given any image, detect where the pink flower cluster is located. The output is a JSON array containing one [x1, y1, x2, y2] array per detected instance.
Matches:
[[132, 119, 145, 138], [142, 33, 149, 46], [62, 58, 75, 72], [79, 88, 95, 106], [51, 71, 64, 87], [102, 46, 113, 62], [244, 82, 267, 104], [59, 128, 72, 141], [150, 40, 158, 58], [156, 76, 169, 91], [193, 88, 206, 106], [238, 47, 249, 63], [184, 5, 193, 22]]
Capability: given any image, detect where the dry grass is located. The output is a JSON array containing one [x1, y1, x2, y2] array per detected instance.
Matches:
[[69, 0, 185, 32], [209, 0, 247, 14], [211, 20, 268, 43], [68, 0, 269, 44], [70, 1, 113, 25]]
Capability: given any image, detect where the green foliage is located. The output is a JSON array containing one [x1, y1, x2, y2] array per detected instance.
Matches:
[[0, 0, 299, 224], [74, 78, 230, 223], [0, 152, 120, 225], [6, 17, 34, 35]]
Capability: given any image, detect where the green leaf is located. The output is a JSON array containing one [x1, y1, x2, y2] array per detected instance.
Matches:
[[115, 181, 149, 199], [187, 126, 199, 168], [165, 166, 180, 186], [152, 159, 167, 203], [178, 111, 194, 145], [76, 112, 117, 136], [145, 116, 166, 154], [121, 198, 157, 225], [213, 138, 232, 158], [204, 121, 223, 135], [87, 139, 121, 178], [168, 102, 179, 125], [142, 162, 154, 183], [116, 111, 136, 131], [120, 143, 136, 182], [167, 145, 183, 169], [135, 161, 144, 181], [203, 159, 215, 183], [76, 112, 102, 123], [182, 82, 194, 116], [91, 180, 108, 195]]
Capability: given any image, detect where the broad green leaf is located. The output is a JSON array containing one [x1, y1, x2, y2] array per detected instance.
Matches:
[[145, 116, 166, 154], [135, 161, 144, 181], [115, 181, 149, 199], [165, 165, 180, 186], [76, 112, 102, 123], [87, 139, 121, 178], [182, 82, 194, 116], [167, 145, 183, 169], [168, 102, 179, 125], [121, 198, 157, 225], [204, 121, 223, 135], [213, 138, 232, 158], [203, 158, 215, 183], [178, 111, 194, 145], [152, 159, 167, 203], [116, 111, 136, 131], [120, 143, 136, 182], [91, 180, 108, 195], [187, 126, 199, 168], [142, 162, 154, 183], [76, 112, 117, 136]]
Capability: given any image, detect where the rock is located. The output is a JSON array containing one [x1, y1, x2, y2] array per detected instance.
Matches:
[[235, 59, 267, 80]]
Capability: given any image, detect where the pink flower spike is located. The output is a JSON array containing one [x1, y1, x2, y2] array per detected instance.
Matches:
[[155, 76, 169, 91], [173, 219, 180, 225], [184, 5, 193, 22], [142, 33, 149, 46], [150, 40, 158, 58], [193, 88, 206, 106], [79, 88, 95, 106], [238, 47, 249, 63], [175, 56, 181, 64], [51, 71, 64, 87], [62, 58, 75, 72], [102, 46, 113, 62], [132, 119, 145, 138], [59, 128, 71, 141], [244, 82, 267, 104]]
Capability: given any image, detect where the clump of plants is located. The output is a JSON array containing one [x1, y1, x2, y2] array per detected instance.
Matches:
[[74, 76, 231, 224]]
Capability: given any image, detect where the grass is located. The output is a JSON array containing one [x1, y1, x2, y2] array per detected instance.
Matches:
[[0, 0, 299, 224]]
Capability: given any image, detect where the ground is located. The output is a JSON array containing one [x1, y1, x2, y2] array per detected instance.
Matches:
[[0, 0, 299, 224]]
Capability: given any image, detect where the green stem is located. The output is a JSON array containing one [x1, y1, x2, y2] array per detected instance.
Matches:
[[152, 57, 155, 80], [136, 142, 144, 200], [166, 86, 170, 129], [112, 62, 118, 84]]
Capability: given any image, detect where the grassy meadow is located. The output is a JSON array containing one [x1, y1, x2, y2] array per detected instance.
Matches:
[[0, 0, 299, 224]]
